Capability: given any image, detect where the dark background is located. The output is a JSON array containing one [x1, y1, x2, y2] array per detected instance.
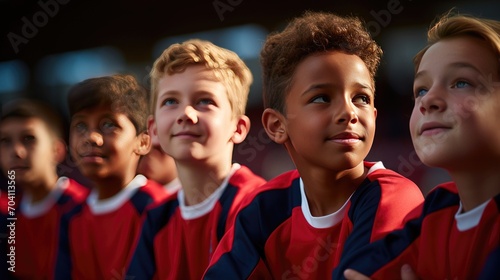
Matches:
[[2, 0, 499, 193]]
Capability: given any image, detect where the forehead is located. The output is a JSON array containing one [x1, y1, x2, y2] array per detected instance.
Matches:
[[157, 65, 227, 96], [71, 105, 132, 123], [0, 117, 48, 134], [418, 36, 499, 77], [290, 51, 373, 90]]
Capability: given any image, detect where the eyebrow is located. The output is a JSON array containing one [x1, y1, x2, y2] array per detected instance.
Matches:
[[71, 112, 117, 122], [302, 82, 373, 96], [415, 62, 483, 80]]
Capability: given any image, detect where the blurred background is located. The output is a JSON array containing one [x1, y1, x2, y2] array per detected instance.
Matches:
[[1, 0, 499, 194]]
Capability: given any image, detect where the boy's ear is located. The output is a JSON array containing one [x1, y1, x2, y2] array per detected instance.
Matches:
[[147, 116, 160, 147], [262, 108, 288, 144], [53, 138, 67, 164], [135, 131, 152, 156], [231, 115, 251, 144]]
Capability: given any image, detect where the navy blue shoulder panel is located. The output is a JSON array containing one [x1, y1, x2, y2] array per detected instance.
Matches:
[[216, 184, 238, 241], [130, 189, 156, 216], [146, 199, 180, 235], [204, 177, 301, 279]]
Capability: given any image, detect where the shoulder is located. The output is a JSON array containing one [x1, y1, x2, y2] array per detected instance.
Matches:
[[136, 179, 170, 202], [366, 163, 418, 189], [130, 179, 171, 214], [58, 178, 89, 212], [64, 178, 90, 201], [228, 165, 266, 190], [142, 194, 180, 232], [235, 169, 301, 215]]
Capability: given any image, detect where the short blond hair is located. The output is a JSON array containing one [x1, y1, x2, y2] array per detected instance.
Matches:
[[414, 11, 500, 74], [150, 39, 253, 118]]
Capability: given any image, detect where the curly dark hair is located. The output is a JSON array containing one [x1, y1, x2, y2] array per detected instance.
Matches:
[[261, 11, 383, 113], [67, 74, 149, 134]]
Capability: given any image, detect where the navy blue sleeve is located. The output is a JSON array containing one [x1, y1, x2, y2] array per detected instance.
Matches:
[[332, 186, 458, 279], [204, 184, 301, 279], [479, 246, 500, 280], [54, 205, 82, 280], [126, 201, 177, 279]]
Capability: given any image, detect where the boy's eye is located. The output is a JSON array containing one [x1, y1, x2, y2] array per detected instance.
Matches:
[[0, 137, 10, 145], [414, 88, 428, 98], [310, 95, 330, 103], [101, 120, 117, 133], [353, 95, 370, 104], [74, 122, 87, 133], [198, 98, 215, 105], [453, 80, 471, 89], [23, 135, 35, 143], [161, 98, 177, 106]]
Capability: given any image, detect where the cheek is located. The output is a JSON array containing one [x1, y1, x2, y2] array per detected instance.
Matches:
[[409, 107, 421, 137]]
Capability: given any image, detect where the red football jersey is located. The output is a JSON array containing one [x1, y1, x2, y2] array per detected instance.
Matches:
[[333, 182, 500, 280], [204, 161, 424, 279], [54, 175, 168, 280], [14, 177, 89, 280], [126, 164, 266, 280]]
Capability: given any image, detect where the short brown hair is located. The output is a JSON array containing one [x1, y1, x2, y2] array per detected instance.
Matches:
[[261, 11, 383, 113], [413, 11, 500, 74], [67, 74, 149, 134], [150, 39, 253, 118], [1, 98, 64, 139]]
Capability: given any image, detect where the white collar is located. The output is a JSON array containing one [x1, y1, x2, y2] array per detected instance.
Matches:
[[455, 199, 489, 231], [178, 163, 240, 220], [87, 175, 147, 215], [20, 177, 69, 218], [299, 161, 385, 228]]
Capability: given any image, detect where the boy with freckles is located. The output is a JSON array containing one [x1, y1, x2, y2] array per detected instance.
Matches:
[[203, 11, 424, 279], [336, 12, 500, 280]]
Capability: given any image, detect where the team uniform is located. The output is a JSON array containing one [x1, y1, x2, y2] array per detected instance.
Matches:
[[163, 178, 181, 195], [13, 177, 89, 280], [204, 161, 424, 279], [126, 164, 266, 280], [54, 175, 168, 280], [332, 182, 500, 280]]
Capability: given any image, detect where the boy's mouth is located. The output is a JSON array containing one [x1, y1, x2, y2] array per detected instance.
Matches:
[[173, 131, 201, 138], [9, 165, 30, 171], [80, 152, 107, 163]]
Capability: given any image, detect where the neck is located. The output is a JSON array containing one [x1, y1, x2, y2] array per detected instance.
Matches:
[[92, 172, 137, 200], [23, 173, 59, 203], [299, 162, 367, 216], [176, 160, 233, 206], [449, 166, 500, 212]]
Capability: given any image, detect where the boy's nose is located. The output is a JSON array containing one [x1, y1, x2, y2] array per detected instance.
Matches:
[[13, 141, 27, 159], [177, 106, 198, 124], [85, 130, 104, 146], [419, 88, 446, 114], [336, 101, 358, 124]]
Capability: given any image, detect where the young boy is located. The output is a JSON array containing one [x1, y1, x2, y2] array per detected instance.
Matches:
[[336, 12, 500, 280], [126, 39, 267, 279], [0, 99, 89, 279], [137, 121, 180, 194], [54, 74, 169, 279], [203, 11, 424, 279]]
